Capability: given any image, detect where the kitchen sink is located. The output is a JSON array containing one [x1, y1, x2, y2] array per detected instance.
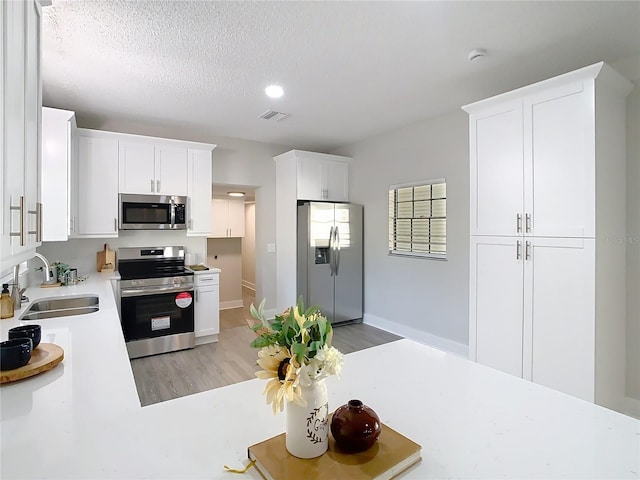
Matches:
[[21, 295, 99, 320]]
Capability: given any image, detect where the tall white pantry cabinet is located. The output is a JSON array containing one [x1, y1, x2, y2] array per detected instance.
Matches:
[[463, 62, 633, 412]]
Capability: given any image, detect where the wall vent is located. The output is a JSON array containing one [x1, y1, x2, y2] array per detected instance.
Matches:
[[258, 109, 289, 121]]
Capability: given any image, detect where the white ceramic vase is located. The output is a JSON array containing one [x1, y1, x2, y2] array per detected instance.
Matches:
[[285, 378, 329, 458]]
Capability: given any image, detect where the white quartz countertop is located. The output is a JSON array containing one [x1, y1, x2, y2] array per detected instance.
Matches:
[[1, 275, 638, 479]]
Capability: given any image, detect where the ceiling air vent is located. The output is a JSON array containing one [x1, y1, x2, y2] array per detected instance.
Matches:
[[258, 109, 289, 121]]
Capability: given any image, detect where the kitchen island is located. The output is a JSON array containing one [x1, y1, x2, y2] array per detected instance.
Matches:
[[1, 274, 638, 479]]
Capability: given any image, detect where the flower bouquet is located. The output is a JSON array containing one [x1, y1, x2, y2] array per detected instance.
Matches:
[[249, 297, 343, 415]]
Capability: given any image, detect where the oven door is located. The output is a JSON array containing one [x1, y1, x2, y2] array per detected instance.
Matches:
[[120, 287, 195, 342]]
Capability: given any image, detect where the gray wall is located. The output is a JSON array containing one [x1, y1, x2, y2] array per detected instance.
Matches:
[[334, 110, 470, 353], [626, 82, 640, 402]]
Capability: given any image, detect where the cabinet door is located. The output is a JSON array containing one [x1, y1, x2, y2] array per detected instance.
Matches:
[[78, 136, 119, 237], [324, 160, 349, 202], [227, 199, 245, 237], [187, 149, 212, 236], [118, 141, 155, 194], [155, 145, 188, 195], [469, 102, 524, 236], [2, 0, 27, 259], [23, 0, 41, 250], [210, 198, 229, 237], [524, 238, 595, 401], [526, 81, 594, 237], [42, 108, 75, 241], [195, 284, 220, 337], [470, 236, 524, 377], [297, 157, 324, 201]]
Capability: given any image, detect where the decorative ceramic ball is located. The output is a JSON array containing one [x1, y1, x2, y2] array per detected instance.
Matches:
[[330, 399, 381, 452]]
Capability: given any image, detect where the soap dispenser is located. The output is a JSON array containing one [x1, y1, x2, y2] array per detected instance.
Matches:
[[1, 283, 14, 319]]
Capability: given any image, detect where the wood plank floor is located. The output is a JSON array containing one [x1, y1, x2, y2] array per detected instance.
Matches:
[[130, 287, 402, 407]]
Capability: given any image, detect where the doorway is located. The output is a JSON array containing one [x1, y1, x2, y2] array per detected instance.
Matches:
[[208, 184, 256, 330]]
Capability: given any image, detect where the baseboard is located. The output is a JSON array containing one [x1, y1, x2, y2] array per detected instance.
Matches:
[[242, 280, 256, 291], [219, 300, 244, 310], [363, 313, 469, 358], [195, 334, 219, 346], [620, 395, 640, 419]]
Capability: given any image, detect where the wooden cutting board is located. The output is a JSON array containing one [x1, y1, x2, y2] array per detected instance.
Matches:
[[0, 343, 64, 384], [96, 243, 115, 272]]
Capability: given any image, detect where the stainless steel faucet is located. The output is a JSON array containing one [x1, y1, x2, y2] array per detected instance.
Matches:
[[34, 252, 55, 284]]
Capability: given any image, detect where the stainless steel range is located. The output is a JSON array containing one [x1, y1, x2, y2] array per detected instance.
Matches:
[[118, 246, 195, 359]]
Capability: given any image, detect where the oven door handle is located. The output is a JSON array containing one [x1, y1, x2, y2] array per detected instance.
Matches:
[[121, 286, 194, 297]]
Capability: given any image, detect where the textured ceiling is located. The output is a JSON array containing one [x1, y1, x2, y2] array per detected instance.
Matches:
[[42, 0, 640, 152]]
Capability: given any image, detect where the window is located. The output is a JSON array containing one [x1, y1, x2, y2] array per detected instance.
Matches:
[[389, 179, 446, 258]]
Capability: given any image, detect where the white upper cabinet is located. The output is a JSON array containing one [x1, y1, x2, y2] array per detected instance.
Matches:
[[41, 107, 76, 242], [76, 131, 119, 237], [118, 141, 155, 194], [119, 141, 188, 195], [464, 63, 626, 239], [274, 150, 350, 203], [210, 198, 245, 238], [1, 0, 42, 272], [468, 101, 524, 236], [210, 198, 244, 238], [296, 153, 349, 202], [154, 145, 188, 195], [187, 148, 215, 236]]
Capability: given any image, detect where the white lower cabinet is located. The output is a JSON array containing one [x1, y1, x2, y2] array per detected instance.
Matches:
[[470, 236, 598, 403], [194, 271, 219, 344]]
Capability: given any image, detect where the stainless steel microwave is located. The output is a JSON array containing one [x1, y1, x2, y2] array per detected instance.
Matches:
[[119, 194, 187, 230]]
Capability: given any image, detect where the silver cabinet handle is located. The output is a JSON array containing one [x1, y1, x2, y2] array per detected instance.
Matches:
[[516, 240, 522, 260], [9, 196, 26, 246], [150, 179, 154, 192], [27, 202, 43, 242], [188, 219, 193, 229], [156, 180, 160, 192], [516, 213, 522, 233], [194, 290, 198, 302], [114, 218, 117, 232], [525, 241, 531, 260], [37, 203, 43, 242], [525, 213, 531, 233]]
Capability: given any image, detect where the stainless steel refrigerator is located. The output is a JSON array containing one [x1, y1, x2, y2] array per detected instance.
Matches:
[[297, 202, 363, 324]]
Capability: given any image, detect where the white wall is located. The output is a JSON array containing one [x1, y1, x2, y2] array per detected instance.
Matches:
[[242, 203, 256, 290], [37, 231, 205, 280], [334, 110, 470, 353], [625, 82, 640, 403]]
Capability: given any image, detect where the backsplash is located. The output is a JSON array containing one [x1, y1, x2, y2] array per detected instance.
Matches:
[[33, 231, 206, 287]]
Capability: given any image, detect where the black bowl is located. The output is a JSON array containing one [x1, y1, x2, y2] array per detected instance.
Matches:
[[0, 338, 33, 371], [9, 324, 41, 349]]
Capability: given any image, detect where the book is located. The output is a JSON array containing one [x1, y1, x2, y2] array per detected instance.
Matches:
[[248, 423, 421, 480]]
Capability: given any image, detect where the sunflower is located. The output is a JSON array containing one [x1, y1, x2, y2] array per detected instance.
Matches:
[[255, 345, 305, 414]]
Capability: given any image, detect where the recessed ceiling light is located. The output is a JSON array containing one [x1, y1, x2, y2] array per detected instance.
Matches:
[[228, 192, 245, 197], [265, 85, 284, 98]]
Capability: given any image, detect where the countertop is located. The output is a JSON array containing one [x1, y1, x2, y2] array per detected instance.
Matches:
[[186, 265, 221, 274], [1, 274, 638, 479]]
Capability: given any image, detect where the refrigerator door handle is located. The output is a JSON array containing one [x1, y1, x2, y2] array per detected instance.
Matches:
[[328, 226, 335, 276], [334, 225, 341, 276]]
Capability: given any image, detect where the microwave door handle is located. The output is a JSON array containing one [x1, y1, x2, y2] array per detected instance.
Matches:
[[170, 198, 176, 228]]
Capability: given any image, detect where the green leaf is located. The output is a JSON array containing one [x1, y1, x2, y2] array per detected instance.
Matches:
[[250, 335, 277, 349]]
